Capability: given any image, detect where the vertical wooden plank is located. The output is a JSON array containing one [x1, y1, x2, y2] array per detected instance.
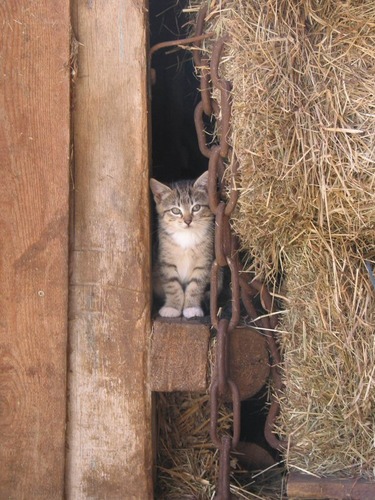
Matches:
[[0, 1, 70, 499], [67, 1, 153, 498]]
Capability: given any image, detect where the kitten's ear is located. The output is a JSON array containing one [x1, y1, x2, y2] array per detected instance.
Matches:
[[150, 178, 172, 203], [193, 170, 209, 189]]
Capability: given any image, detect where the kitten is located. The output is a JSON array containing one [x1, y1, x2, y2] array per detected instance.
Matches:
[[150, 171, 214, 318]]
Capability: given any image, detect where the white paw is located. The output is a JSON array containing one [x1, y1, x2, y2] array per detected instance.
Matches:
[[183, 306, 204, 319], [159, 306, 181, 318]]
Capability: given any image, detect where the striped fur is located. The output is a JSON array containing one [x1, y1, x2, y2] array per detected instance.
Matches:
[[150, 171, 214, 318]]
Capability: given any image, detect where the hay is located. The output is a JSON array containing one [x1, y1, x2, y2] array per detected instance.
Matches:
[[193, 0, 375, 281], [277, 247, 375, 478], [187, 0, 375, 481], [155, 392, 286, 499], [155, 391, 224, 499]]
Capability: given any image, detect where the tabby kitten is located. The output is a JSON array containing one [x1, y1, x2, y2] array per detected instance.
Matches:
[[150, 171, 214, 318]]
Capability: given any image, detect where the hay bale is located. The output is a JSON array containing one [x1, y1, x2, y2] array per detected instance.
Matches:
[[188, 0, 375, 480], [201, 0, 375, 280], [278, 246, 375, 478]]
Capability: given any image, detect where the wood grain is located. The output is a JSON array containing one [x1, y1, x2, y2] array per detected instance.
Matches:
[[0, 1, 70, 498], [67, 1, 153, 498], [150, 321, 269, 398], [150, 317, 210, 392]]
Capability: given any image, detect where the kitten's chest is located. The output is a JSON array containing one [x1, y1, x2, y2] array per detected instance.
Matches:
[[176, 250, 196, 283], [159, 227, 211, 283]]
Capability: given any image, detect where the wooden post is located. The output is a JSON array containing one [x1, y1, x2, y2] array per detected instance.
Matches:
[[0, 1, 70, 498], [67, 1, 153, 498]]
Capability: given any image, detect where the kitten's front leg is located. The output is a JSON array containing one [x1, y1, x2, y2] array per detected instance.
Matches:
[[183, 277, 207, 318], [159, 277, 184, 317]]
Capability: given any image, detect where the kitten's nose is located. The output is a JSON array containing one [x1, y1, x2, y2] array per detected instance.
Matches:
[[184, 217, 192, 226]]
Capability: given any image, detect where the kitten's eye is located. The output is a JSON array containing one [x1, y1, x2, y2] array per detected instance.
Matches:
[[192, 204, 201, 213], [171, 207, 182, 215]]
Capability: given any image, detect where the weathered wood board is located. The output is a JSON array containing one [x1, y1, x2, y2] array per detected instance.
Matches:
[[0, 1, 70, 498], [67, 1, 153, 498], [150, 317, 211, 392], [150, 320, 269, 398]]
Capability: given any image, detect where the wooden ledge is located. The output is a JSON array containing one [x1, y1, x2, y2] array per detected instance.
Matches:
[[150, 316, 211, 392], [150, 318, 270, 396]]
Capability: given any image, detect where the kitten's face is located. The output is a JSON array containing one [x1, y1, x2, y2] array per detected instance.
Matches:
[[150, 172, 213, 235]]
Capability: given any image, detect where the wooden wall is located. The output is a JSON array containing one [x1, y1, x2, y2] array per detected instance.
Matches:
[[67, 1, 153, 498], [1, 0, 153, 498], [0, 1, 70, 498]]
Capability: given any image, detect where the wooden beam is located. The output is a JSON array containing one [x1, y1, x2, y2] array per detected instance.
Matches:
[[150, 318, 211, 392], [287, 472, 375, 500], [67, 1, 153, 498], [0, 1, 70, 498], [150, 321, 269, 398]]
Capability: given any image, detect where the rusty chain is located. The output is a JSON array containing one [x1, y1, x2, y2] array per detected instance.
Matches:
[[192, 7, 286, 497], [150, 5, 286, 498]]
